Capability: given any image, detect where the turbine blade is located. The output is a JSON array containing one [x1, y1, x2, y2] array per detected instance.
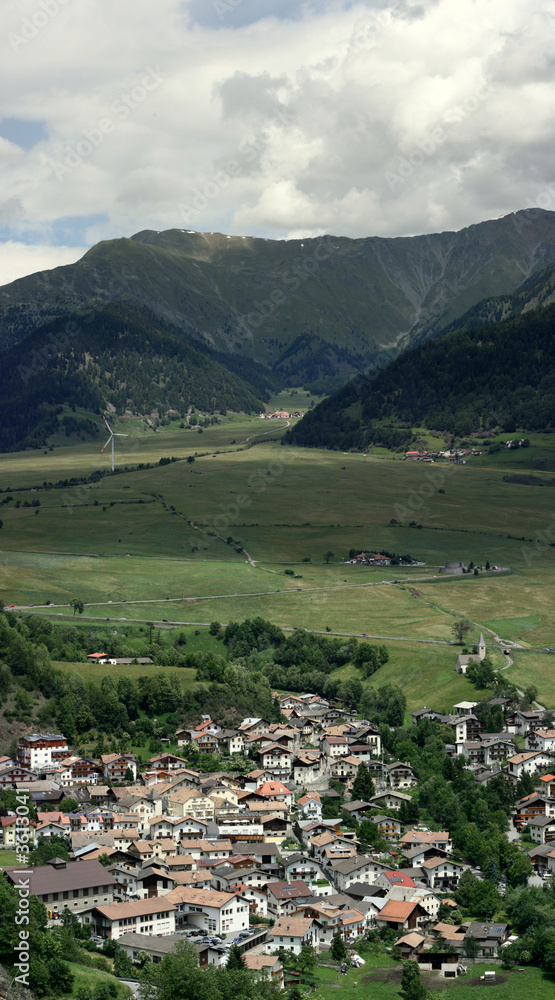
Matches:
[[103, 414, 113, 434], [100, 435, 113, 453]]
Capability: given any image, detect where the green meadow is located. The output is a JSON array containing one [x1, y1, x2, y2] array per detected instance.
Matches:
[[1, 400, 555, 708], [310, 962, 555, 1000]]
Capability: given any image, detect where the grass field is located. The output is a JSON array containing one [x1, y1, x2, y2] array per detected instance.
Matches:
[[504, 650, 555, 707], [0, 850, 25, 868], [2, 397, 555, 707], [311, 961, 555, 1000]]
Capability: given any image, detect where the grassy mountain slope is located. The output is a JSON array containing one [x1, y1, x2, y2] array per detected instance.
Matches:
[[433, 260, 555, 337], [0, 304, 271, 451], [284, 303, 555, 450], [3, 210, 555, 382]]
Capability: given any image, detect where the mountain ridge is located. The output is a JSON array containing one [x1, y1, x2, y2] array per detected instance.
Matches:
[[3, 209, 555, 383], [284, 300, 555, 450]]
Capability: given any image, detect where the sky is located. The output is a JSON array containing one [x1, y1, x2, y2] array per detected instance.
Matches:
[[0, 0, 554, 284]]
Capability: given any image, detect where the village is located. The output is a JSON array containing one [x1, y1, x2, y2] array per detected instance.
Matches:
[[3, 684, 555, 987]]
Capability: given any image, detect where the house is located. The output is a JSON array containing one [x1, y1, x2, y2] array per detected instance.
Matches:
[[296, 793, 322, 823], [417, 951, 462, 979], [371, 815, 402, 839], [527, 816, 555, 844], [256, 780, 294, 808], [341, 801, 374, 822], [117, 932, 183, 964], [18, 734, 69, 769], [536, 774, 555, 798], [169, 789, 215, 821], [431, 921, 467, 949], [420, 857, 464, 890], [226, 882, 268, 917], [265, 916, 316, 955], [375, 871, 416, 892], [411, 708, 448, 726], [148, 753, 191, 771], [258, 745, 293, 775], [320, 736, 349, 757], [386, 762, 416, 789], [506, 751, 554, 783], [58, 756, 103, 785], [1, 816, 37, 847], [85, 897, 176, 939], [329, 856, 389, 892], [0, 763, 38, 785], [292, 754, 326, 786], [283, 854, 330, 885], [4, 857, 116, 915], [463, 921, 509, 957], [526, 730, 555, 753], [396, 931, 426, 960], [165, 885, 249, 936], [100, 753, 137, 783], [375, 900, 429, 932], [506, 710, 546, 736], [149, 815, 209, 841], [216, 730, 245, 755], [331, 756, 362, 780], [265, 880, 314, 919], [399, 831, 452, 854], [244, 954, 284, 989], [369, 790, 412, 811], [512, 793, 554, 830]]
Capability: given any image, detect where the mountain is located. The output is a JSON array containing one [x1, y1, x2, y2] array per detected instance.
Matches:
[[432, 260, 555, 338], [3, 210, 555, 383], [0, 304, 275, 452], [283, 302, 555, 450]]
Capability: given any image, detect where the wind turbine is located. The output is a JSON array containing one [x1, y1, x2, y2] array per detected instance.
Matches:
[[100, 414, 132, 472]]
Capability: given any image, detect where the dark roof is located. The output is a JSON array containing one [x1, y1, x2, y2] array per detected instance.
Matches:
[[465, 922, 507, 941], [4, 858, 116, 896], [266, 880, 312, 899], [344, 882, 385, 899]]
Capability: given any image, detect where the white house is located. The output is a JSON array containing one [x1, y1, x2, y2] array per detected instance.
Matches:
[[265, 915, 316, 955], [506, 751, 554, 782], [526, 730, 555, 753], [86, 898, 176, 940], [165, 886, 249, 936]]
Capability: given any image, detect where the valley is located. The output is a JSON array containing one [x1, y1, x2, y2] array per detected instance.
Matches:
[[1, 401, 554, 718]]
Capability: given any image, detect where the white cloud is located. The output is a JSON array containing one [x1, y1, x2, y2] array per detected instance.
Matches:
[[0, 0, 554, 282], [0, 242, 88, 287]]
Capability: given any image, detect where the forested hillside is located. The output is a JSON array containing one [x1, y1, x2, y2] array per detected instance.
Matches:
[[0, 305, 274, 451], [284, 303, 555, 449]]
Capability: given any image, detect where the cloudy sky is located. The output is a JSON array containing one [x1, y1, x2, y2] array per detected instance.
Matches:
[[1, 0, 554, 284]]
